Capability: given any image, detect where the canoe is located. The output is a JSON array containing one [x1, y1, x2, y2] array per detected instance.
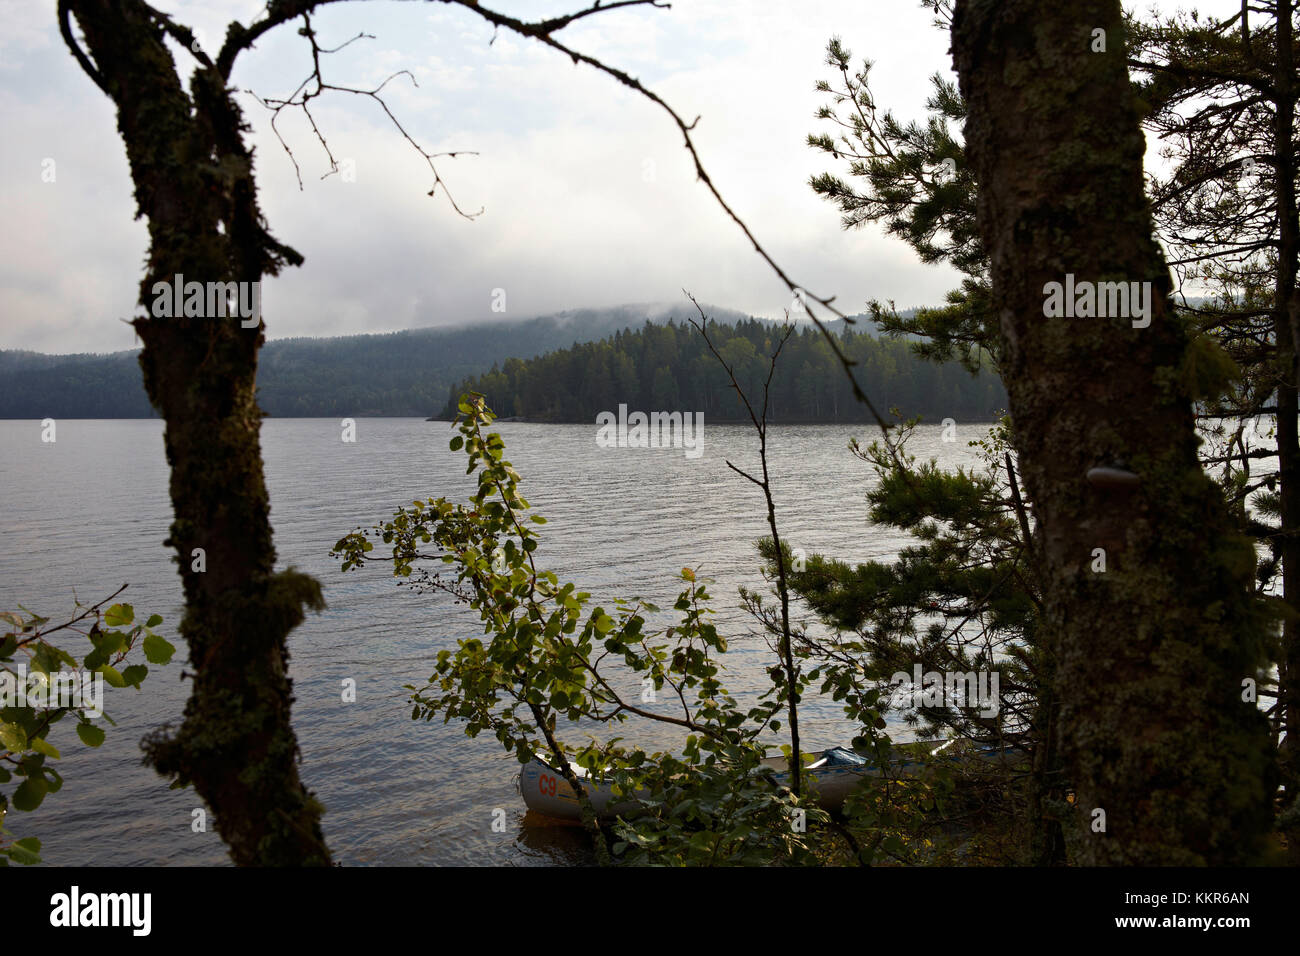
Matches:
[[518, 741, 1000, 822]]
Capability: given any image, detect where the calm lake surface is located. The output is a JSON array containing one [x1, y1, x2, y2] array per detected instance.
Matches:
[[0, 418, 989, 865]]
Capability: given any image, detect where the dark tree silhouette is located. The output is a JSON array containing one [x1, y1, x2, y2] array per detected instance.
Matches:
[[57, 0, 675, 866], [952, 0, 1276, 864]]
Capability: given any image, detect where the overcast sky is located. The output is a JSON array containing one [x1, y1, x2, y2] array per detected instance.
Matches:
[[0, 0, 1237, 354]]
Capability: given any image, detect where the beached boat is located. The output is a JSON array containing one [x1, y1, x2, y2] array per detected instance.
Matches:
[[519, 742, 998, 821]]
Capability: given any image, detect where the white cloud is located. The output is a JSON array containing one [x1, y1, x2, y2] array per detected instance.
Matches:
[[1, 0, 1238, 354]]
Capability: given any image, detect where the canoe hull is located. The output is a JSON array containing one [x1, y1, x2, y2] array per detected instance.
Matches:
[[519, 749, 877, 822], [519, 758, 632, 821], [520, 742, 1008, 822]]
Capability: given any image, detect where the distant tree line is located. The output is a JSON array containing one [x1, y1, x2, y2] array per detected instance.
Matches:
[[0, 351, 155, 418], [439, 318, 1006, 423], [0, 307, 750, 419]]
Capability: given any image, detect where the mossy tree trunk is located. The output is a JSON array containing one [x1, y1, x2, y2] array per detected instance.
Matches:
[[1273, 0, 1300, 863], [65, 0, 330, 865], [952, 0, 1275, 864]]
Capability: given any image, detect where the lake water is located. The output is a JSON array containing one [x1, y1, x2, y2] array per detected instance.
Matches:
[[0, 418, 989, 865]]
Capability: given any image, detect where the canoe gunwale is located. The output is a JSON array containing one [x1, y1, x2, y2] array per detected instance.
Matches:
[[519, 741, 1011, 821]]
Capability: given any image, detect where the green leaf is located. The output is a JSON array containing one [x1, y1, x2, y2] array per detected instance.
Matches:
[[12, 777, 47, 811], [104, 604, 134, 627], [76, 723, 106, 748], [90, 630, 126, 656], [145, 614, 163, 628], [0, 723, 26, 753], [450, 436, 464, 451], [142, 633, 176, 665], [30, 737, 60, 760], [98, 666, 126, 689], [7, 843, 40, 865]]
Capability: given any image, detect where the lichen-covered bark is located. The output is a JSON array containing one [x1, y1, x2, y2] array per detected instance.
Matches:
[[1273, 0, 1300, 863], [67, 0, 329, 865], [953, 0, 1275, 864]]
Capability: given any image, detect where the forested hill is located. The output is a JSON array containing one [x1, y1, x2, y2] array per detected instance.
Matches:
[[0, 304, 753, 418], [437, 318, 1005, 423]]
